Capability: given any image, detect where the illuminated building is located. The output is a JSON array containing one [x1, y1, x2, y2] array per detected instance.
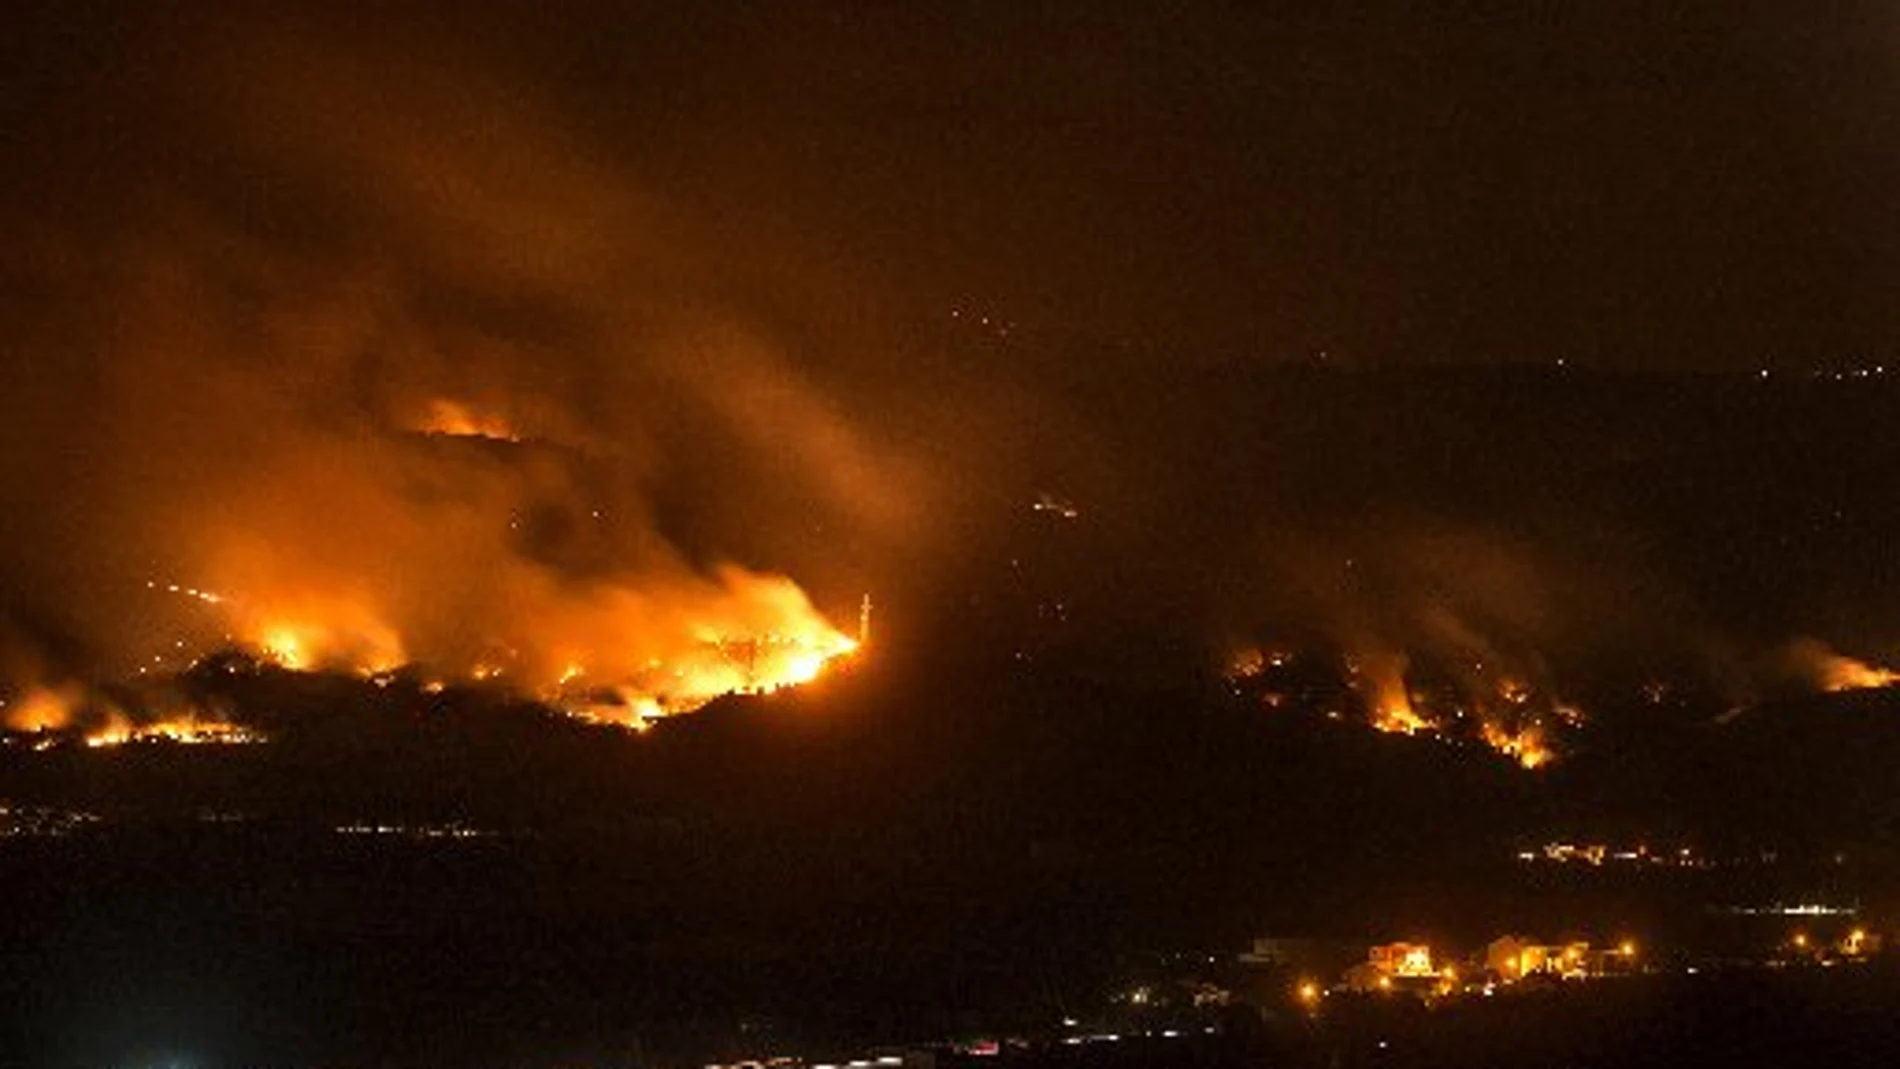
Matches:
[[1485, 936, 1612, 980], [1344, 942, 1450, 993]]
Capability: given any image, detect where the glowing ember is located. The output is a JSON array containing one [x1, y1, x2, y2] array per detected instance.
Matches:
[[1818, 655, 1900, 692]]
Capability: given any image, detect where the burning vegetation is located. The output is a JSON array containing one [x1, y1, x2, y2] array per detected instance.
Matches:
[[1225, 645, 1575, 769], [1228, 632, 1900, 768], [0, 18, 902, 754], [1779, 638, 1900, 695], [0, 563, 859, 749]]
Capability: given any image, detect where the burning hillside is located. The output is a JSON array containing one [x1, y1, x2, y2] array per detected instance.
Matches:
[[1778, 639, 1900, 696], [1225, 646, 1574, 769], [4, 563, 859, 748], [0, 15, 908, 755], [1228, 633, 1900, 768]]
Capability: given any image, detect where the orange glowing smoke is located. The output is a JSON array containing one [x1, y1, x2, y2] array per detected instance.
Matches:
[[415, 399, 520, 442], [4, 686, 81, 732], [249, 611, 406, 675], [1779, 638, 1900, 694], [1817, 654, 1899, 692], [1353, 652, 1428, 735]]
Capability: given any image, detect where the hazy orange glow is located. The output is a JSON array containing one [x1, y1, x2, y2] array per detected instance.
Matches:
[[415, 398, 520, 441], [4, 686, 80, 732], [1778, 638, 1900, 694], [1817, 654, 1900, 692], [249, 610, 406, 676]]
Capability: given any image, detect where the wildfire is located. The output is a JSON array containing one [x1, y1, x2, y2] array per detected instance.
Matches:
[[1231, 644, 1574, 768], [548, 629, 860, 727], [415, 398, 521, 441], [1373, 697, 1428, 736], [1354, 653, 1429, 735], [241, 602, 407, 676], [1397, 946, 1435, 977], [105, 564, 863, 737], [83, 714, 264, 748], [4, 686, 80, 732], [1481, 721, 1551, 770], [1778, 638, 1900, 694], [0, 684, 266, 749], [1817, 654, 1900, 693]]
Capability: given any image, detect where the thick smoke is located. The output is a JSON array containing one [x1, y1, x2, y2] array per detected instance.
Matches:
[[0, 11, 911, 708], [2, 7, 1895, 749]]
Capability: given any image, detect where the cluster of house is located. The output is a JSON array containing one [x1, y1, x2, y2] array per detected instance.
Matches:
[[1340, 937, 1639, 995], [1246, 924, 1885, 1004], [1243, 934, 1640, 1001]]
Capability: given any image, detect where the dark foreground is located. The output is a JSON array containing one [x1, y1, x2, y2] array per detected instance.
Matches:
[[6, 822, 1900, 1069], [941, 967, 1900, 1069]]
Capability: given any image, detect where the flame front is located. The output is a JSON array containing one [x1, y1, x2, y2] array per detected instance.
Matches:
[[1233, 645, 1572, 769], [245, 601, 407, 677], [150, 563, 862, 734], [85, 713, 263, 748]]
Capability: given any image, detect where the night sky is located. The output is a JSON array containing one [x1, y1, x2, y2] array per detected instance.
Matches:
[[8, 4, 1900, 367]]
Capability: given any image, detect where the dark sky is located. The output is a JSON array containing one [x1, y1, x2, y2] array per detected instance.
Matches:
[[7, 3, 1900, 368]]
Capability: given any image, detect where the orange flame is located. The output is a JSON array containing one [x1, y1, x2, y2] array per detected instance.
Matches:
[[181, 565, 858, 732], [1355, 652, 1427, 735], [415, 398, 520, 441], [1241, 645, 1572, 767], [1482, 721, 1551, 770], [4, 686, 81, 732], [239, 595, 407, 675], [84, 713, 263, 748], [1818, 655, 1900, 692], [1778, 639, 1900, 694]]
